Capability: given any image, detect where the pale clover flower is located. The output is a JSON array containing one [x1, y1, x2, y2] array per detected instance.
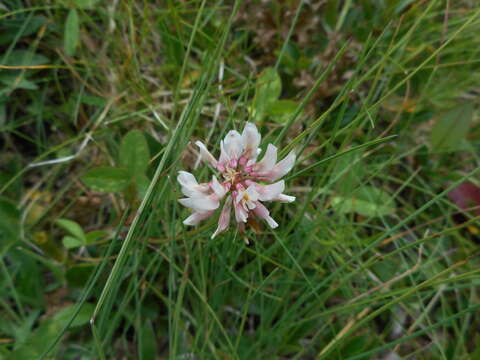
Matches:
[[178, 123, 296, 239]]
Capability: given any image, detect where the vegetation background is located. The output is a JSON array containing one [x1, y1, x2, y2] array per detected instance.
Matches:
[[1, 0, 480, 359]]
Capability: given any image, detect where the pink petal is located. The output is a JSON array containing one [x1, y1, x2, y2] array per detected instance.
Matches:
[[255, 151, 296, 182], [254, 180, 285, 201], [183, 210, 215, 226], [178, 194, 219, 211], [234, 193, 248, 223], [210, 175, 227, 199], [195, 141, 218, 168], [253, 201, 278, 229], [241, 122, 261, 160], [253, 144, 277, 173], [212, 197, 232, 238]]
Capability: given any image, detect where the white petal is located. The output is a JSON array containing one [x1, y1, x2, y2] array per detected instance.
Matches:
[[254, 144, 277, 172], [212, 197, 232, 238], [275, 194, 296, 203], [195, 141, 218, 167], [177, 171, 198, 188], [272, 151, 296, 180], [180, 183, 210, 198], [256, 151, 296, 182], [211, 175, 227, 199], [219, 140, 229, 166], [253, 201, 278, 229], [177, 171, 209, 197], [245, 184, 259, 202], [265, 216, 278, 228], [242, 122, 261, 159], [183, 210, 214, 226], [223, 130, 243, 161], [178, 195, 219, 211], [234, 195, 248, 223], [256, 180, 285, 201]]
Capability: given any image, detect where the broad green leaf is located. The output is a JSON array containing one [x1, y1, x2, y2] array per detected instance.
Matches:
[[332, 186, 395, 217], [81, 167, 130, 192], [134, 173, 151, 199], [332, 151, 365, 196], [66, 264, 95, 288], [266, 99, 300, 123], [0, 50, 49, 66], [73, 0, 100, 9], [338, 335, 370, 358], [0, 197, 20, 252], [6, 303, 94, 359], [53, 303, 95, 327], [323, 0, 339, 30], [0, 98, 5, 127], [56, 218, 86, 242], [139, 320, 157, 360], [62, 236, 84, 249], [252, 67, 282, 121], [120, 130, 150, 173], [81, 93, 106, 107], [0, 16, 47, 46], [0, 74, 38, 90], [64, 9, 79, 56], [430, 104, 474, 153], [85, 230, 108, 244]]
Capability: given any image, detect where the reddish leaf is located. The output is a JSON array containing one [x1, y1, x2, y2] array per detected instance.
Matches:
[[448, 181, 480, 216]]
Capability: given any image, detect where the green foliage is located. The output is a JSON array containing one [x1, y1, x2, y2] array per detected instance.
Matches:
[[430, 104, 474, 153], [73, 0, 101, 9], [81, 130, 151, 198], [6, 304, 94, 359], [251, 67, 282, 122], [0, 197, 20, 252], [332, 186, 396, 217], [119, 130, 151, 174], [1, 1, 480, 359], [81, 167, 130, 192], [64, 9, 80, 57]]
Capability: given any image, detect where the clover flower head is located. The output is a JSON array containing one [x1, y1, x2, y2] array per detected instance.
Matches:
[[178, 123, 296, 239]]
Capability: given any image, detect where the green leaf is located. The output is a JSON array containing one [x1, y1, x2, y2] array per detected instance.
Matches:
[[134, 173, 151, 199], [252, 67, 282, 122], [0, 50, 49, 66], [81, 93, 106, 107], [81, 167, 130, 192], [53, 303, 95, 327], [332, 186, 395, 217], [85, 230, 108, 244], [139, 320, 157, 360], [0, 197, 20, 252], [66, 264, 95, 288], [64, 9, 79, 56], [332, 151, 365, 196], [120, 130, 150, 174], [0, 16, 47, 46], [6, 303, 94, 359], [430, 104, 474, 153], [266, 99, 300, 123], [56, 218, 86, 242], [62, 236, 84, 249], [0, 74, 38, 90], [73, 0, 100, 9]]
